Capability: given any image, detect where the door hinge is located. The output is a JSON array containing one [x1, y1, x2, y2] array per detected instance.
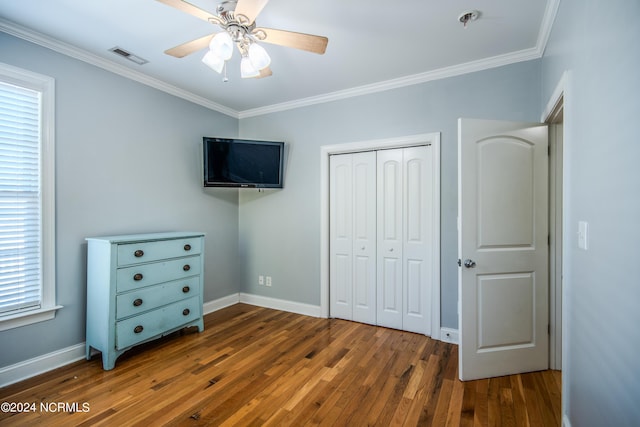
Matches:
[[457, 258, 462, 267]]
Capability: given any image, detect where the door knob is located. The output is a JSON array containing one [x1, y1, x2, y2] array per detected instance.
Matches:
[[464, 259, 476, 268]]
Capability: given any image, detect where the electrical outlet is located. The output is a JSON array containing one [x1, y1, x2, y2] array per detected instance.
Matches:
[[266, 276, 272, 287], [258, 275, 264, 285]]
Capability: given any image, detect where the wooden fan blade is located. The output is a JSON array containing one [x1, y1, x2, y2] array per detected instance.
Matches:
[[255, 66, 273, 79], [235, 0, 270, 24], [165, 34, 215, 58], [256, 28, 328, 54], [156, 0, 220, 24]]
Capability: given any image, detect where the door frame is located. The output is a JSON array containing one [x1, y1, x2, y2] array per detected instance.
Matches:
[[541, 70, 571, 424], [541, 71, 570, 372], [320, 133, 442, 339]]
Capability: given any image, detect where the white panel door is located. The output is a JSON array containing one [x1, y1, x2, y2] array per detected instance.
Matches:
[[402, 146, 432, 334], [458, 118, 549, 381], [377, 149, 404, 330], [330, 152, 377, 324], [352, 152, 377, 324], [330, 154, 353, 320]]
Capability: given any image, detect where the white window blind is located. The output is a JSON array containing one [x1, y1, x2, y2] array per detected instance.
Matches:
[[0, 81, 42, 316]]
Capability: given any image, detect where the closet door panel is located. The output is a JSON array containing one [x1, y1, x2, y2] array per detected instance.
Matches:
[[330, 155, 353, 320], [352, 152, 377, 325], [403, 146, 433, 334], [377, 149, 403, 329]]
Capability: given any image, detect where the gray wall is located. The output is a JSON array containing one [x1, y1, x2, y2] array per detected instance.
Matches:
[[541, 1, 640, 425], [238, 60, 542, 328], [0, 33, 240, 368]]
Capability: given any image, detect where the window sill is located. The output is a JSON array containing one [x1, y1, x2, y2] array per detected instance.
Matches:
[[0, 306, 63, 332]]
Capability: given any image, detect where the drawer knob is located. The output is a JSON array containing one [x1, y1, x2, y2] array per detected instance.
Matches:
[[133, 298, 143, 307], [134, 325, 144, 334], [182, 308, 190, 316], [134, 249, 144, 258], [184, 244, 191, 251], [183, 265, 191, 272], [182, 286, 190, 293], [133, 273, 143, 281]]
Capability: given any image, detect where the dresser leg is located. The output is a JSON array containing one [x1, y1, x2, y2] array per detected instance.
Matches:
[[102, 351, 117, 370]]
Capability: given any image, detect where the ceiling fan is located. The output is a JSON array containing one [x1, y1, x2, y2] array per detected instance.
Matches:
[[156, 0, 329, 80]]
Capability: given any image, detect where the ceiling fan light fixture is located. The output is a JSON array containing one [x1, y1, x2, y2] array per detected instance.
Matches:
[[202, 50, 225, 73], [248, 43, 271, 70], [240, 55, 260, 78], [209, 31, 234, 61]]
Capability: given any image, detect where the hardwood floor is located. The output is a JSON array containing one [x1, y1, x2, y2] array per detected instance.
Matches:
[[0, 304, 561, 426]]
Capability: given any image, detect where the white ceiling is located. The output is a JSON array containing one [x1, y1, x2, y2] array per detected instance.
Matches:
[[0, 0, 557, 117]]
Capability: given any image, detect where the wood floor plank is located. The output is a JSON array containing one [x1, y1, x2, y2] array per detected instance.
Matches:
[[0, 304, 561, 426]]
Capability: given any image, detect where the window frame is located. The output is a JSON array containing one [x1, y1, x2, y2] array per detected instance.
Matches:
[[0, 62, 59, 331]]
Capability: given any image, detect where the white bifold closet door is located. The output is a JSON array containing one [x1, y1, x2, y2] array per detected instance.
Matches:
[[330, 146, 433, 335], [330, 151, 377, 325]]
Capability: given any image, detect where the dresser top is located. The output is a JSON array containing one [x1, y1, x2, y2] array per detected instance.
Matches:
[[86, 231, 205, 244]]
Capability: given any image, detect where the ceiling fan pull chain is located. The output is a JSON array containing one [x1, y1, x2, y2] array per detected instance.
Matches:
[[223, 61, 229, 83]]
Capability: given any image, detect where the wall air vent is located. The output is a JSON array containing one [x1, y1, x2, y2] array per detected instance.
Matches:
[[108, 46, 148, 65]]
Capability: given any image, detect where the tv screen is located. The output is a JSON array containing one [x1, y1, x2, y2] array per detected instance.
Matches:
[[203, 137, 284, 188]]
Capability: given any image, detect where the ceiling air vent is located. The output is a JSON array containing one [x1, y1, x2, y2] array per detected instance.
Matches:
[[108, 46, 148, 65]]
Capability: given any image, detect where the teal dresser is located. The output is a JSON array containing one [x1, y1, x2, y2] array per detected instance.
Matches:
[[85, 232, 205, 370]]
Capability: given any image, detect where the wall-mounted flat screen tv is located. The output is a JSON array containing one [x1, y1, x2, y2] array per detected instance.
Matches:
[[203, 137, 284, 188]]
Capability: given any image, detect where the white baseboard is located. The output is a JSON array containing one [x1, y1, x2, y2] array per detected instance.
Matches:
[[0, 343, 86, 388], [203, 293, 240, 315], [440, 327, 459, 344], [563, 414, 571, 427], [239, 293, 322, 318], [0, 293, 322, 388]]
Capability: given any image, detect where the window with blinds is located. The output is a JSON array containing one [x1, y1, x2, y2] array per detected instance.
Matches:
[[0, 81, 42, 316]]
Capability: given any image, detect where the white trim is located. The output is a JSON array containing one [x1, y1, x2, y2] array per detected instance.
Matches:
[[541, 71, 569, 122], [0, 19, 238, 118], [0, 61, 59, 331], [320, 133, 441, 339], [543, 70, 572, 427], [563, 414, 572, 427], [0, 343, 85, 388], [239, 48, 541, 119], [440, 328, 459, 344], [537, 0, 561, 57], [239, 293, 322, 318], [203, 293, 240, 315], [0, 305, 63, 332], [1, 0, 561, 120]]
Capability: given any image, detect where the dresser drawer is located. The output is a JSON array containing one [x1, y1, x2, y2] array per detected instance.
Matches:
[[115, 276, 200, 320], [115, 295, 200, 350], [116, 255, 201, 293], [117, 237, 202, 267]]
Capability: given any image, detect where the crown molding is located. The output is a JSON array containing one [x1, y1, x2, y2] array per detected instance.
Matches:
[[0, 18, 239, 118], [1, 0, 559, 120], [238, 47, 541, 119]]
